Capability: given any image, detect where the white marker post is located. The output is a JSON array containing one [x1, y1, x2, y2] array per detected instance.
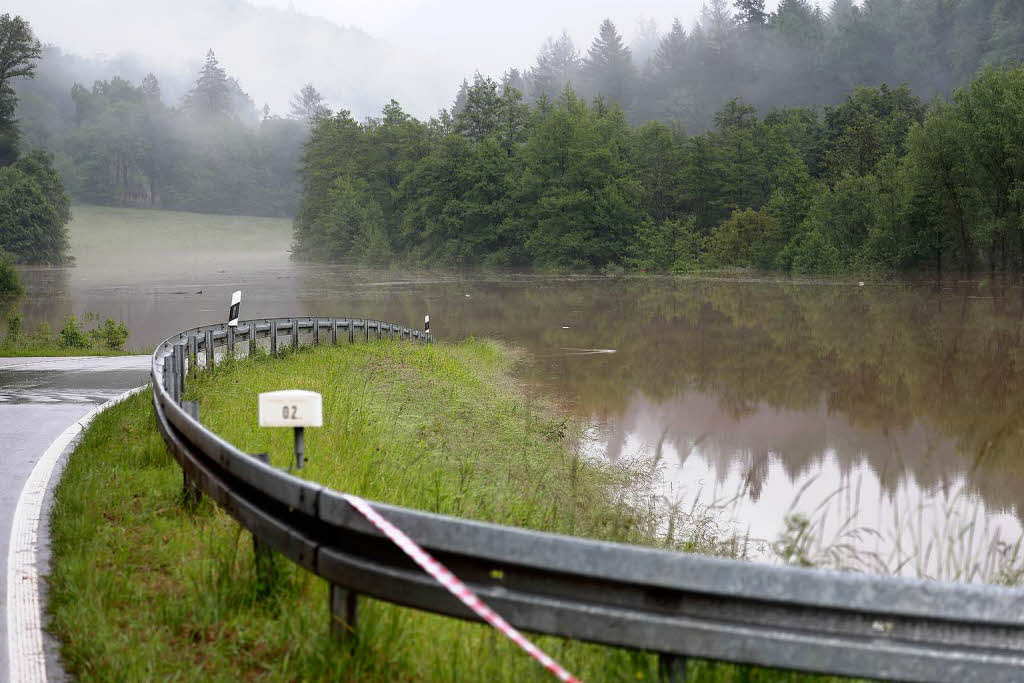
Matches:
[[424, 314, 430, 338], [258, 389, 322, 469], [228, 290, 241, 327]]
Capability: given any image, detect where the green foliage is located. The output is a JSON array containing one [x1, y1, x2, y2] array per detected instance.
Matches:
[[5, 310, 21, 339], [290, 62, 1024, 276], [0, 165, 70, 263], [0, 13, 42, 165], [703, 208, 773, 269], [1, 310, 130, 355], [0, 251, 22, 304], [626, 216, 701, 272], [59, 315, 90, 349]]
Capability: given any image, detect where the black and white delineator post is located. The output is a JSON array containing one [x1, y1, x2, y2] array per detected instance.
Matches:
[[424, 314, 430, 337], [258, 390, 322, 469], [227, 290, 241, 327]]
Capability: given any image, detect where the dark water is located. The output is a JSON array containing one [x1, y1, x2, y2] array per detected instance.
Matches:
[[15, 219, 1024, 577]]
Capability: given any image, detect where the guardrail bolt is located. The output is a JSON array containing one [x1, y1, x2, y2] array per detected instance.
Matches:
[[181, 401, 202, 509], [330, 583, 359, 645], [658, 654, 687, 682]]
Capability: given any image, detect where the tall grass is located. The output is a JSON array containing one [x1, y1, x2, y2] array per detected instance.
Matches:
[[53, 340, 851, 681]]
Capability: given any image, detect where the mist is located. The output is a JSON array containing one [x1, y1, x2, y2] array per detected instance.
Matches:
[[7, 0, 813, 118]]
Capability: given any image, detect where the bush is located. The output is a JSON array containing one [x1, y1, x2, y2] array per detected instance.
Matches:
[[6, 311, 21, 341], [59, 315, 90, 349], [93, 318, 129, 350], [0, 251, 23, 304]]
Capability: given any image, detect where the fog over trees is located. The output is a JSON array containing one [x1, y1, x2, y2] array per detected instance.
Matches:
[[6, 0, 1024, 274]]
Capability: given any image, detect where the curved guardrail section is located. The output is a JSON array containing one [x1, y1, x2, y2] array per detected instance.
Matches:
[[152, 317, 1024, 682]]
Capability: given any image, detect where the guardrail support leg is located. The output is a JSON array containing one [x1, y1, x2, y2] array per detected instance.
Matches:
[[330, 583, 359, 645], [172, 343, 186, 404], [181, 401, 202, 509], [205, 330, 214, 371], [270, 321, 278, 356], [331, 318, 338, 345], [292, 319, 299, 350], [249, 323, 256, 357], [251, 452, 282, 598], [227, 326, 235, 357], [313, 318, 320, 346], [658, 654, 687, 682]]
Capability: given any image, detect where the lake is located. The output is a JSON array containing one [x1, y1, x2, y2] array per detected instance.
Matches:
[[15, 205, 1024, 580]]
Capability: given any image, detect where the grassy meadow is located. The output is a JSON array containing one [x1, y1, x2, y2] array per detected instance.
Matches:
[[48, 339, 847, 682]]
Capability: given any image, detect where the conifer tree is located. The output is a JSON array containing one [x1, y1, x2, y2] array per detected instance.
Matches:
[[290, 83, 329, 123], [184, 49, 232, 119], [653, 19, 688, 78], [582, 19, 635, 106], [528, 31, 581, 101], [735, 0, 768, 27]]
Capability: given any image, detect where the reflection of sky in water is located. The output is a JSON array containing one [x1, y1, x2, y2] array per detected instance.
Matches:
[[580, 390, 1023, 579], [16, 208, 1024, 579]]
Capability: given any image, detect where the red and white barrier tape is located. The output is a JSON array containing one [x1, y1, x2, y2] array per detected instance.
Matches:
[[341, 494, 581, 683]]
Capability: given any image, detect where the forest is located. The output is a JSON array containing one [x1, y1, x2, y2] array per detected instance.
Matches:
[[14, 48, 308, 217], [1, 14, 71, 304], [293, 0, 1024, 274]]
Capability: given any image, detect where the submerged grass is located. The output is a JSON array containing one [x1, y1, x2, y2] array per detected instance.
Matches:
[[49, 339, 846, 682]]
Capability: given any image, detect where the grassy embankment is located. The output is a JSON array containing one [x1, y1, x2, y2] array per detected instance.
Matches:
[[49, 338, 846, 682]]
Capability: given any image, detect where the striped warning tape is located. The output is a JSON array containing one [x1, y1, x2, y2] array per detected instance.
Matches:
[[341, 494, 581, 682]]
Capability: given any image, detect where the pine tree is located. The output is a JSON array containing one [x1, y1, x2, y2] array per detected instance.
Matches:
[[452, 78, 470, 115], [140, 73, 161, 102], [653, 19, 688, 76], [735, 0, 767, 27], [184, 49, 232, 119], [582, 19, 635, 106], [528, 31, 581, 101], [827, 0, 858, 25], [290, 83, 329, 123]]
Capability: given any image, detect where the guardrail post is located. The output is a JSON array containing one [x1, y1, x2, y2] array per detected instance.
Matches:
[[205, 329, 214, 371], [658, 654, 687, 682], [330, 583, 359, 645], [251, 451, 281, 598], [270, 321, 278, 356], [313, 318, 320, 346], [181, 401, 201, 508], [172, 342, 186, 404], [291, 319, 299, 350], [249, 322, 257, 357], [331, 318, 338, 344], [188, 334, 197, 368], [227, 325, 235, 357]]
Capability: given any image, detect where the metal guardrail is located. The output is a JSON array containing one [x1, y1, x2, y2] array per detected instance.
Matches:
[[151, 316, 1024, 682]]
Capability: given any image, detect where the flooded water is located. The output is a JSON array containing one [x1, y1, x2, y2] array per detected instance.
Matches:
[[14, 206, 1024, 579]]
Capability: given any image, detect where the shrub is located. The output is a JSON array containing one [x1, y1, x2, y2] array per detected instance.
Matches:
[[6, 311, 22, 341], [0, 251, 22, 303], [59, 315, 91, 349]]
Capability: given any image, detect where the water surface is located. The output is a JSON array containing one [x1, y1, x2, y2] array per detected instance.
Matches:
[[15, 206, 1024, 578]]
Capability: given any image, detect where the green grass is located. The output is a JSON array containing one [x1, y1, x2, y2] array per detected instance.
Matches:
[[0, 343, 135, 357], [49, 340, 847, 682]]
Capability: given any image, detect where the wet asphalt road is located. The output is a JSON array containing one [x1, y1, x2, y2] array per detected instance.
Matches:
[[0, 356, 151, 681]]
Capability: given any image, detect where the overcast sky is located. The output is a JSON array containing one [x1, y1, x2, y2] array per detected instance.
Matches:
[[9, 0, 823, 117]]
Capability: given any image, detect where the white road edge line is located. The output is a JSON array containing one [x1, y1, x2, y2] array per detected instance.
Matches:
[[7, 385, 148, 683]]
